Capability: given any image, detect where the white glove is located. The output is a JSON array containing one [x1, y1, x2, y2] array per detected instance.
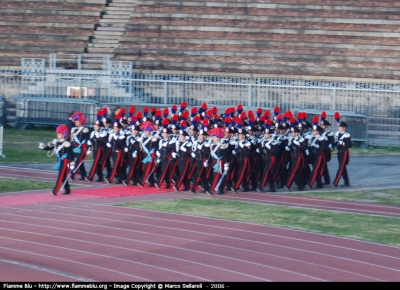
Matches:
[[293, 140, 300, 146], [201, 112, 205, 117], [86, 150, 92, 156], [156, 151, 161, 157], [305, 149, 310, 156], [52, 139, 58, 145], [343, 133, 350, 138], [87, 140, 92, 146], [137, 137, 143, 143], [329, 144, 333, 150], [172, 152, 177, 159], [191, 152, 196, 158], [232, 150, 237, 155], [339, 141, 344, 146], [256, 148, 260, 153], [38, 142, 45, 149], [180, 146, 187, 152], [313, 144, 319, 148], [285, 146, 290, 151], [133, 151, 137, 158], [223, 163, 229, 171], [69, 162, 75, 171], [266, 144, 271, 150], [124, 147, 128, 153], [106, 143, 111, 148], [156, 158, 161, 164], [203, 161, 208, 168]]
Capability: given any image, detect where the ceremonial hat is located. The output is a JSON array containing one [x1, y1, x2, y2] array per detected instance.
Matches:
[[56, 125, 69, 138]]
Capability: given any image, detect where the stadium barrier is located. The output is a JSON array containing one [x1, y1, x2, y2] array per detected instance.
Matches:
[[15, 98, 100, 130], [1, 70, 400, 146]]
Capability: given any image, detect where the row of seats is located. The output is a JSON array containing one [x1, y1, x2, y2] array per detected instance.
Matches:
[[113, 0, 400, 80], [0, 0, 107, 69]]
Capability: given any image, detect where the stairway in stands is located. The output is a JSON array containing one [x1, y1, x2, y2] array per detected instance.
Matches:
[[85, 0, 136, 68]]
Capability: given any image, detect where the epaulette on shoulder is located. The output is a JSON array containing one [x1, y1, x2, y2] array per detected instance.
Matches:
[[186, 142, 192, 147], [64, 141, 71, 147], [83, 128, 89, 133], [204, 143, 210, 147]]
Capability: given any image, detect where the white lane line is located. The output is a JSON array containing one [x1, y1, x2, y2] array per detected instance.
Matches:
[[0, 220, 380, 281], [0, 258, 94, 282], [37, 202, 400, 259], [0, 236, 212, 281], [1, 210, 400, 277], [0, 246, 150, 281]]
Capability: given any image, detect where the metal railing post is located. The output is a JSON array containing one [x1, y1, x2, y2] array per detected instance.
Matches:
[[0, 125, 5, 158], [164, 81, 168, 104], [248, 84, 252, 107], [332, 88, 337, 111]]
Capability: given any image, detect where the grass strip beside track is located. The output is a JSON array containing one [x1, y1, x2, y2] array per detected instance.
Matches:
[[0, 128, 94, 163], [0, 177, 56, 193], [120, 198, 400, 247], [284, 188, 400, 207]]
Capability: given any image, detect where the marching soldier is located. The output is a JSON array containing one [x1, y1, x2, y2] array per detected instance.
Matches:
[[173, 130, 193, 191], [320, 111, 334, 185], [257, 126, 280, 192], [70, 112, 90, 180], [209, 126, 229, 195], [39, 125, 75, 195], [284, 125, 306, 191], [231, 128, 251, 192], [137, 121, 159, 188], [189, 129, 211, 194], [332, 113, 352, 187], [85, 111, 107, 182], [155, 127, 176, 189], [306, 125, 327, 189], [105, 121, 126, 184], [123, 125, 142, 186]]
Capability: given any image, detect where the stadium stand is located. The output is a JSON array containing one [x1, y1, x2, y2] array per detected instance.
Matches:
[[0, 0, 107, 69], [115, 0, 400, 80]]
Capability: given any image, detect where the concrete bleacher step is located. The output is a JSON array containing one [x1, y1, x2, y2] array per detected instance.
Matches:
[[97, 26, 125, 32], [99, 18, 131, 23], [93, 43, 120, 48], [87, 47, 116, 53], [94, 31, 124, 36]]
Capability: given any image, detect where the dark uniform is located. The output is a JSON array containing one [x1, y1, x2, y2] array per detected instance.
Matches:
[[70, 125, 90, 180], [86, 129, 107, 182], [173, 133, 193, 191], [105, 124, 126, 184], [307, 127, 328, 189], [123, 128, 142, 186], [332, 123, 352, 187], [189, 132, 211, 193]]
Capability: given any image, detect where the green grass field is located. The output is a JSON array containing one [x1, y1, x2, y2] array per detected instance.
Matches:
[[0, 127, 93, 163], [119, 198, 400, 247], [0, 177, 56, 193], [283, 188, 400, 206]]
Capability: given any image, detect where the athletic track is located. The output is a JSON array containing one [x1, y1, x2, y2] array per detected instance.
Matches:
[[1, 165, 400, 282]]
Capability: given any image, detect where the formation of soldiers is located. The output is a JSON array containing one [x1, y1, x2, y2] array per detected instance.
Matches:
[[40, 102, 353, 196]]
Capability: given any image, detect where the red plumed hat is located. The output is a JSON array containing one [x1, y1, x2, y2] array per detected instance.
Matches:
[[273, 106, 280, 116], [56, 125, 69, 138], [237, 104, 243, 114], [162, 118, 169, 128], [240, 111, 246, 120], [212, 106, 218, 114], [191, 106, 198, 117], [129, 106, 136, 117], [321, 111, 327, 121], [256, 107, 263, 118], [248, 110, 254, 117], [264, 110, 270, 118], [334, 111, 341, 123], [143, 106, 149, 117], [163, 107, 169, 118], [181, 110, 189, 120], [180, 101, 187, 112], [312, 115, 319, 126], [171, 104, 178, 114]]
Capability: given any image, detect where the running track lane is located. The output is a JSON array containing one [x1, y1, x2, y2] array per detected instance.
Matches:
[[1, 200, 399, 281], [2, 165, 400, 219]]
